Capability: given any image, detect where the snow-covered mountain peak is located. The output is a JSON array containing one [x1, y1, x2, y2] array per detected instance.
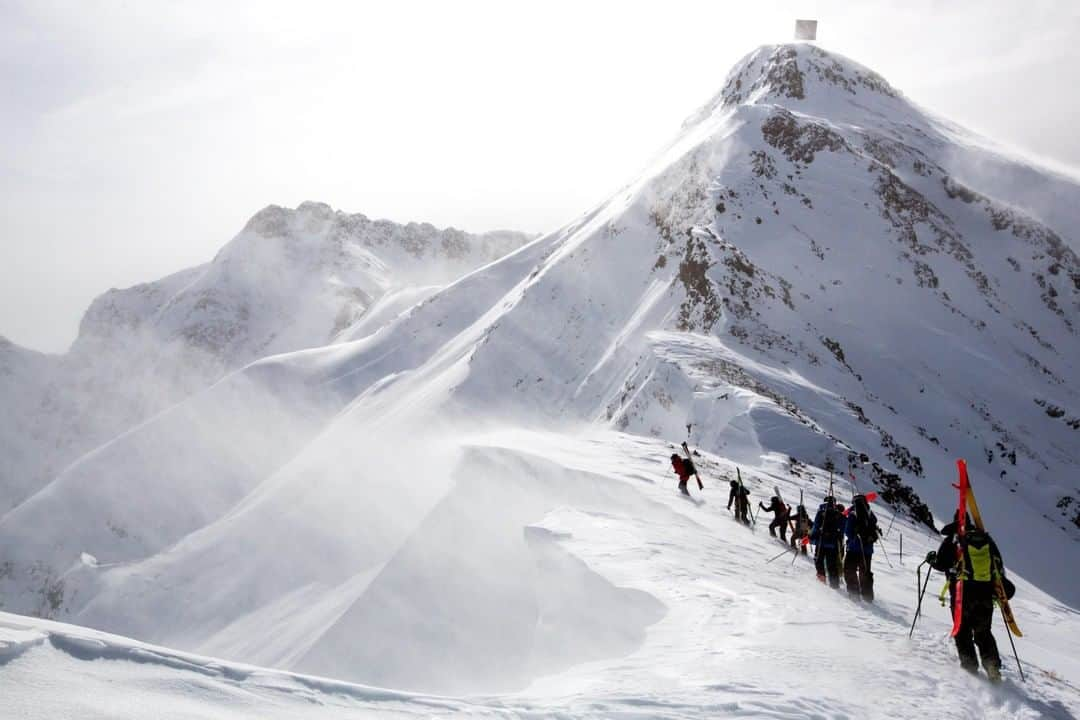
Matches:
[[240, 201, 528, 267], [76, 202, 532, 361], [0, 202, 531, 514], [684, 43, 904, 132]]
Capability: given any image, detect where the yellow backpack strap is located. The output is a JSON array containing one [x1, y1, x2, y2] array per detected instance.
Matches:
[[939, 580, 951, 606]]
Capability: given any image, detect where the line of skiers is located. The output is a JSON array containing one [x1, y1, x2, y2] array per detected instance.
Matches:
[[669, 449, 1012, 683], [809, 494, 877, 601]]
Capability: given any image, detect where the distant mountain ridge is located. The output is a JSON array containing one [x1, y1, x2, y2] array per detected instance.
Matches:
[[0, 204, 531, 510]]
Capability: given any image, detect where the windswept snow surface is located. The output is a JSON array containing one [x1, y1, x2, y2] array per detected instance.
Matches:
[[1, 430, 1079, 719], [2, 41, 1080, 718], [0, 203, 530, 512]]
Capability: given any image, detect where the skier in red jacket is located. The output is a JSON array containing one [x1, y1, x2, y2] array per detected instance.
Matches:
[[670, 454, 692, 496]]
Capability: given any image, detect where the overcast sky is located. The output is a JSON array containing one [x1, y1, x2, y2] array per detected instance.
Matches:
[[3, 0, 1079, 352]]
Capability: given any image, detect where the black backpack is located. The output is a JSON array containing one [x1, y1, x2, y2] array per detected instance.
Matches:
[[852, 497, 878, 545], [820, 503, 842, 540]]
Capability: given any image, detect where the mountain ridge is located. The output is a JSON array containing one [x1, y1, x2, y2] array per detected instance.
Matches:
[[0, 204, 532, 513]]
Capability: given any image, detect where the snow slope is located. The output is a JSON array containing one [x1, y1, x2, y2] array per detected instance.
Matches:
[[0, 203, 530, 511], [1, 431, 1078, 718], [1, 42, 1079, 716]]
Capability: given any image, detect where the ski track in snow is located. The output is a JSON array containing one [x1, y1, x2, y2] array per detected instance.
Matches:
[[2, 430, 1077, 719]]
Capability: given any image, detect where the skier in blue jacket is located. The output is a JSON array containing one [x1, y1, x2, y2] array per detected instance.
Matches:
[[843, 494, 878, 601], [810, 497, 843, 588]]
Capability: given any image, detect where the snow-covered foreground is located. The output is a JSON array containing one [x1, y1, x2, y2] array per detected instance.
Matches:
[[2, 429, 1078, 719]]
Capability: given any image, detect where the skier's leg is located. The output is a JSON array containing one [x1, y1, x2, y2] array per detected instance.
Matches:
[[826, 548, 842, 588], [814, 549, 826, 582], [843, 552, 861, 596], [862, 554, 874, 602], [679, 480, 690, 496], [954, 600, 979, 672], [971, 595, 1001, 675], [779, 521, 787, 542], [768, 518, 778, 537]]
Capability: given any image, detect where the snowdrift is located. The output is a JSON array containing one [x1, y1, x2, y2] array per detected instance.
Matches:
[[1, 430, 1078, 718]]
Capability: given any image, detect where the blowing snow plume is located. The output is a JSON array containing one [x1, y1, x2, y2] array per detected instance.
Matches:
[[1, 42, 1079, 718], [0, 202, 531, 514]]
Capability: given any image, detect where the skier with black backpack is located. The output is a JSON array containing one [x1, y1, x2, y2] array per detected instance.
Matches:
[[790, 504, 812, 554], [928, 510, 1012, 682], [670, 454, 693, 496], [834, 502, 847, 564], [727, 479, 751, 523], [810, 496, 843, 587], [843, 494, 879, 601], [759, 495, 791, 541]]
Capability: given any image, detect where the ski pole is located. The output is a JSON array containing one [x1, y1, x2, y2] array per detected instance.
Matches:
[[877, 539, 895, 569], [885, 510, 897, 538], [791, 539, 807, 565], [766, 547, 793, 564], [908, 561, 932, 638], [899, 533, 903, 565], [1003, 610, 1026, 682]]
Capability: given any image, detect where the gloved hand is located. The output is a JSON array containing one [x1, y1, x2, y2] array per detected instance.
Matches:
[[925, 551, 937, 565]]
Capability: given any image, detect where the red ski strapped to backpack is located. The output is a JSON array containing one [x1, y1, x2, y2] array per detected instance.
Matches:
[[949, 461, 970, 638]]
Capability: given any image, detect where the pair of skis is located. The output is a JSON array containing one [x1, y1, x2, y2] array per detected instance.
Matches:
[[950, 459, 1022, 638], [681, 441, 704, 491], [737, 467, 755, 525], [683, 437, 753, 523]]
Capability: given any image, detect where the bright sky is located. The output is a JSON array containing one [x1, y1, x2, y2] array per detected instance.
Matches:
[[3, 0, 1079, 352]]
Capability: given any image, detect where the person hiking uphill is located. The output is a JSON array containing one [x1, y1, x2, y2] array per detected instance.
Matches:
[[790, 504, 812, 554], [670, 454, 693, 496], [810, 496, 843, 587], [928, 511, 1012, 682], [727, 479, 751, 523], [759, 495, 790, 541], [843, 494, 879, 602], [834, 502, 847, 565]]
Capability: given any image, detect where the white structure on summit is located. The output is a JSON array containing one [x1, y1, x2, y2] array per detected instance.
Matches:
[[795, 19, 818, 40]]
